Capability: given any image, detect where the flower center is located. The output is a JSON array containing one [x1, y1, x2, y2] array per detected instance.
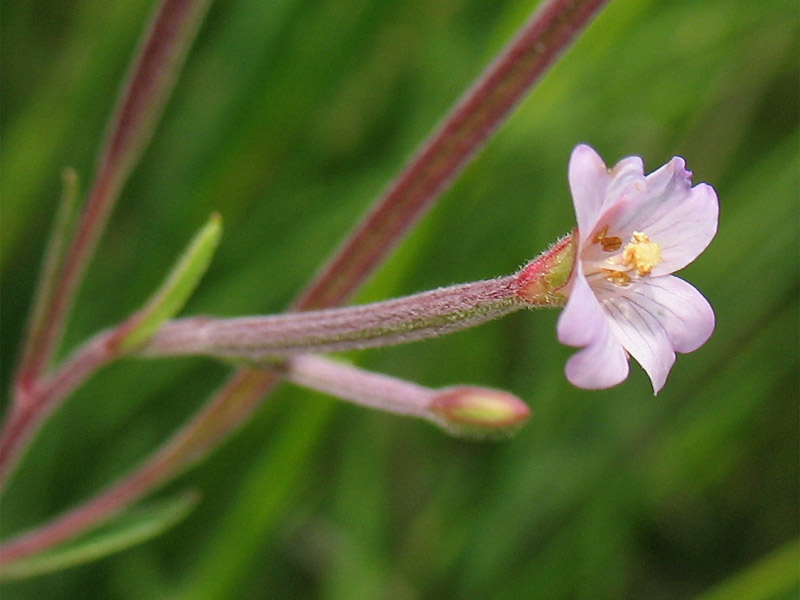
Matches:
[[621, 231, 662, 276], [589, 229, 663, 286]]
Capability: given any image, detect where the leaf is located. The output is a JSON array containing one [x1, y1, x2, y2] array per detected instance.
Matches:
[[0, 490, 200, 581], [16, 167, 81, 377], [692, 538, 800, 600], [116, 212, 222, 352]]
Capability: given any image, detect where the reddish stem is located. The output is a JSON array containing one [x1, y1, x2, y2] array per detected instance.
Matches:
[[0, 369, 276, 565], [295, 0, 608, 310], [0, 332, 117, 487]]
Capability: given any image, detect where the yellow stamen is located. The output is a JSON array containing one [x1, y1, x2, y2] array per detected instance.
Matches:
[[621, 231, 662, 276]]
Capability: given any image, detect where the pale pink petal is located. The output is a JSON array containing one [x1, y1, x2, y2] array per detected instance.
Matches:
[[603, 155, 646, 213], [599, 157, 692, 233], [563, 327, 629, 390], [599, 286, 676, 394], [649, 183, 718, 275], [557, 267, 630, 389], [581, 156, 647, 250], [568, 144, 610, 239], [557, 264, 605, 347], [595, 158, 718, 275], [630, 275, 715, 353]]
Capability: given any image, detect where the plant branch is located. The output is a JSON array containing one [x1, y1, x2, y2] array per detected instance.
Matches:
[[0, 369, 277, 565], [280, 355, 531, 438], [15, 169, 81, 397], [15, 0, 213, 389], [0, 215, 222, 487]]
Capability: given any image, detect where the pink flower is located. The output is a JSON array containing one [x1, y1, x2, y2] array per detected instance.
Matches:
[[557, 144, 718, 393]]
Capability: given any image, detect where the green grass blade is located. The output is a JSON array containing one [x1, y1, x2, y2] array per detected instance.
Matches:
[[694, 538, 800, 600], [0, 491, 200, 581]]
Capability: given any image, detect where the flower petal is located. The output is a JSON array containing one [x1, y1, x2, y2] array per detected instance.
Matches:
[[563, 328, 630, 390], [557, 266, 630, 389], [599, 283, 676, 394], [568, 144, 610, 240], [650, 182, 718, 275], [596, 157, 718, 275], [630, 275, 715, 353], [603, 155, 646, 215], [585, 165, 649, 254], [557, 264, 603, 347]]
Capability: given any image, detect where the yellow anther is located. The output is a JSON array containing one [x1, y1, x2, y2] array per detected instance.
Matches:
[[621, 231, 662, 276], [592, 225, 623, 252], [604, 269, 631, 286]]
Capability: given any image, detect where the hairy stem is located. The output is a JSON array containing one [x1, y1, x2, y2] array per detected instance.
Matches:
[[140, 232, 576, 362], [142, 277, 525, 361], [280, 355, 448, 419]]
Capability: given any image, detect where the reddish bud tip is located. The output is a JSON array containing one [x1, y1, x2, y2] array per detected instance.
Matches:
[[429, 386, 531, 439]]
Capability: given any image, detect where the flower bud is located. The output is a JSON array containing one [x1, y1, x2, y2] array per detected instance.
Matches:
[[428, 386, 531, 439], [515, 231, 577, 306]]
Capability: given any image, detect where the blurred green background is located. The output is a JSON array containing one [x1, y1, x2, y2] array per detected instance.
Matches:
[[1, 0, 798, 598]]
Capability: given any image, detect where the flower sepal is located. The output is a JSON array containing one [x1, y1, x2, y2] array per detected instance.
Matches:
[[514, 231, 578, 307]]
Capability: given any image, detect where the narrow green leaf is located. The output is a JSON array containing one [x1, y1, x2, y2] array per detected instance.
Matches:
[[17, 167, 81, 376], [0, 491, 200, 581], [117, 213, 222, 352], [693, 538, 800, 600]]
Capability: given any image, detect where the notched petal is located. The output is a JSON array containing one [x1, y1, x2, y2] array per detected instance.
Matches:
[[650, 182, 719, 275], [604, 155, 646, 212]]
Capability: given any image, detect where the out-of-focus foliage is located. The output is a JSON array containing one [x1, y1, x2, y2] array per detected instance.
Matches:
[[1, 0, 797, 598]]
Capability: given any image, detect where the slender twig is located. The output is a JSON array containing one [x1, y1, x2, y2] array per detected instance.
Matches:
[[0, 0, 606, 564], [0, 332, 118, 489], [14, 0, 213, 390], [15, 169, 81, 398], [0, 369, 276, 565]]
